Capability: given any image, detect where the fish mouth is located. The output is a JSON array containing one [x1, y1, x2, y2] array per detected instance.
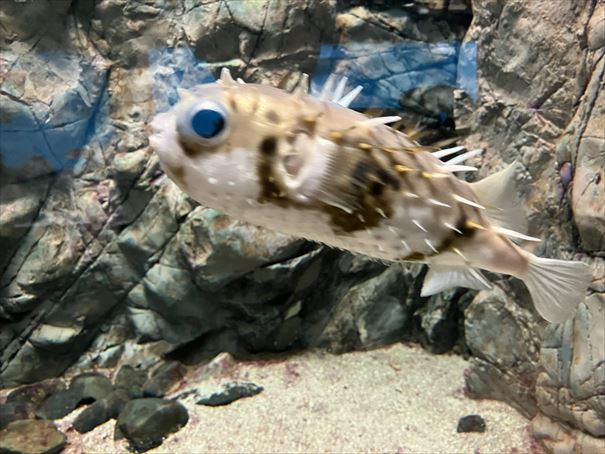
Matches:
[[150, 112, 170, 135]]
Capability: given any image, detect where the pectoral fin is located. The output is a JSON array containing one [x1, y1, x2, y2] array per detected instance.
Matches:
[[421, 265, 492, 296]]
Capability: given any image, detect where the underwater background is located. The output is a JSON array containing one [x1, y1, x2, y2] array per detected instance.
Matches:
[[0, 0, 603, 452]]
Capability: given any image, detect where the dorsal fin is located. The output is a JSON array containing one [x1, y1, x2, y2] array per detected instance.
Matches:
[[470, 161, 528, 236]]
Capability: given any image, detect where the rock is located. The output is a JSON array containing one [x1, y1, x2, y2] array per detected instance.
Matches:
[[532, 413, 605, 454], [142, 361, 185, 398], [37, 373, 113, 419], [570, 57, 605, 252], [70, 372, 114, 403], [0, 419, 66, 454], [196, 382, 264, 407], [463, 288, 541, 418], [310, 263, 411, 353], [114, 365, 147, 399], [534, 294, 605, 437], [6, 379, 65, 409], [72, 389, 130, 434], [0, 401, 33, 430], [36, 387, 83, 420], [457, 414, 486, 433], [115, 398, 189, 452]]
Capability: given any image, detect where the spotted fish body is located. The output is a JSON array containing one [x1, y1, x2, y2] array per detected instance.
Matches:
[[150, 69, 592, 323]]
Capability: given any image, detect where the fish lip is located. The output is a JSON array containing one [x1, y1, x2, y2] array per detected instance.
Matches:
[[150, 112, 169, 134]]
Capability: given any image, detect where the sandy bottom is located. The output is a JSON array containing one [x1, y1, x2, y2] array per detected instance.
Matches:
[[60, 343, 537, 453]]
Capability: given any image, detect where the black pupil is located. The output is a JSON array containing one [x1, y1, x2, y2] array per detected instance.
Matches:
[[191, 109, 225, 139]]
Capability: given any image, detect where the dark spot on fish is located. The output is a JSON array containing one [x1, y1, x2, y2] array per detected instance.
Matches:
[[369, 181, 384, 196], [352, 161, 372, 186], [228, 95, 238, 112], [377, 168, 401, 190], [167, 164, 185, 181], [265, 110, 280, 124], [259, 137, 277, 156]]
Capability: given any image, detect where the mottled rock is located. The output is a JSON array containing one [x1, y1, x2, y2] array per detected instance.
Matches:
[[6, 379, 65, 409], [0, 419, 66, 454], [115, 398, 189, 452], [535, 294, 605, 438], [464, 288, 541, 418], [143, 361, 185, 398], [532, 413, 605, 454], [0, 401, 33, 430], [196, 382, 264, 407], [571, 57, 605, 252], [457, 414, 486, 433], [72, 389, 130, 434]]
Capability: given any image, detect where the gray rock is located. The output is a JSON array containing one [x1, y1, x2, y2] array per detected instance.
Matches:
[[36, 372, 113, 420], [70, 372, 114, 403], [535, 294, 605, 438], [36, 387, 83, 420], [459, 2, 603, 451], [196, 382, 264, 407], [0, 419, 66, 454], [464, 287, 542, 418], [72, 388, 130, 434], [143, 361, 185, 398], [115, 398, 189, 453], [570, 57, 605, 252], [114, 365, 148, 399]]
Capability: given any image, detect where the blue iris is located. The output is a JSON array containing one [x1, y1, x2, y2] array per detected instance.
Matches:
[[191, 109, 225, 139]]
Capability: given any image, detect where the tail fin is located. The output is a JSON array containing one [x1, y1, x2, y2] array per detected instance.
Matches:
[[520, 254, 591, 323]]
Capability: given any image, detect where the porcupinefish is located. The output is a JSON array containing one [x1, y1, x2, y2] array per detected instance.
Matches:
[[149, 68, 591, 323]]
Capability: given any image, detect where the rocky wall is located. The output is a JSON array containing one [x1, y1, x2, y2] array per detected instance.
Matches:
[[0, 0, 603, 452]]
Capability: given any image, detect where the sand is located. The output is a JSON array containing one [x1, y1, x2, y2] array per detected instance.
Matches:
[[58, 343, 539, 453]]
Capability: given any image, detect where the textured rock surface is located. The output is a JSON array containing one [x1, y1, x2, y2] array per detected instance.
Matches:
[[458, 0, 604, 451], [0, 0, 603, 452], [115, 398, 189, 452], [0, 419, 67, 454]]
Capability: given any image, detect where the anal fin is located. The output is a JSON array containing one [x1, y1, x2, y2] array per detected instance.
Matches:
[[421, 265, 492, 297]]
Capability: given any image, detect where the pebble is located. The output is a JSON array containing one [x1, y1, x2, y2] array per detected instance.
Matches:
[[115, 398, 189, 452], [196, 381, 264, 407], [0, 419, 67, 454], [457, 414, 487, 433]]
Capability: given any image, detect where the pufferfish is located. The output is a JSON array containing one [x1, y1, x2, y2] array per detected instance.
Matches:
[[149, 68, 592, 323]]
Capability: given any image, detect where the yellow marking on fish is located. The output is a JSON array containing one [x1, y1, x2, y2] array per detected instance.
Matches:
[[465, 220, 487, 230], [395, 164, 415, 173], [329, 131, 344, 141], [422, 171, 449, 179], [357, 142, 372, 151]]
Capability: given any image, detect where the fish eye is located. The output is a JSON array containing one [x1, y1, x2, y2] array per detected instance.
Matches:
[[191, 108, 225, 139], [181, 101, 230, 144]]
